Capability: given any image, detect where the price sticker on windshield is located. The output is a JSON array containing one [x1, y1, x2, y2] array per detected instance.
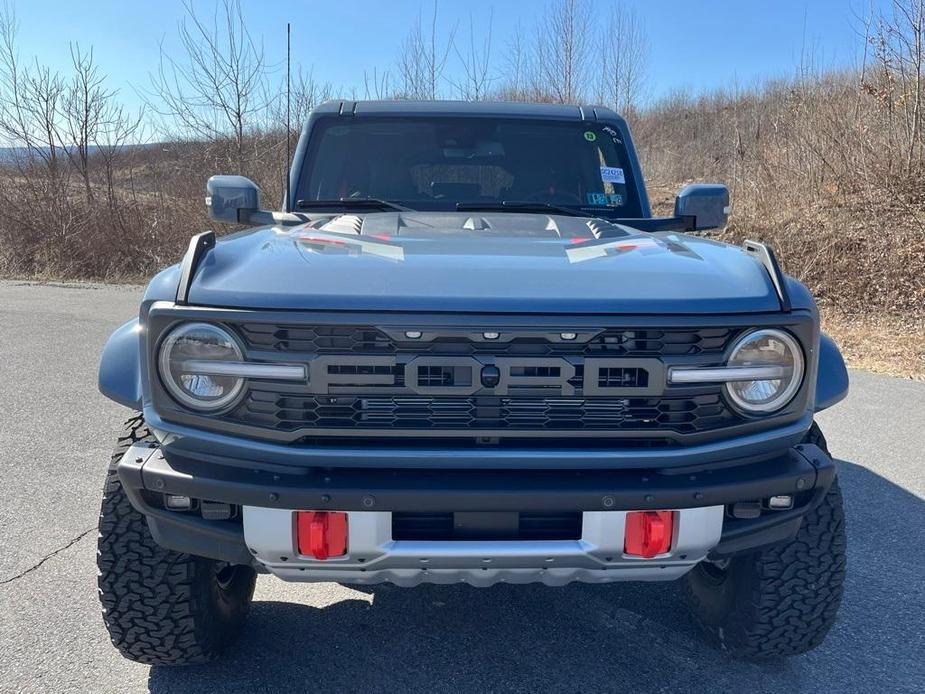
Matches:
[[600, 166, 625, 184]]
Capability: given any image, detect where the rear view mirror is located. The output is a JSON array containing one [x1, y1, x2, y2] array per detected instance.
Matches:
[[206, 175, 262, 224], [674, 184, 730, 231]]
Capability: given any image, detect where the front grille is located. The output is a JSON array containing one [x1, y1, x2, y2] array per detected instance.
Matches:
[[238, 324, 734, 357], [392, 512, 583, 541], [237, 392, 735, 434], [218, 322, 746, 441], [241, 324, 395, 353]]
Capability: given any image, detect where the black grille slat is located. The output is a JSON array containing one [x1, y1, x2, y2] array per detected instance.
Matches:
[[238, 325, 736, 357], [597, 367, 648, 388], [239, 393, 736, 433]]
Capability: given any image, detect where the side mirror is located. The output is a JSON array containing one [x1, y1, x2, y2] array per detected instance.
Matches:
[[674, 183, 729, 231], [206, 175, 262, 224]]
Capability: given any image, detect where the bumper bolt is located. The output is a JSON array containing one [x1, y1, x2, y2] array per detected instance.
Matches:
[[321, 494, 331, 503], [694, 492, 704, 501], [269, 492, 279, 502], [153, 479, 165, 490], [796, 478, 807, 490], [362, 495, 376, 508], [644, 494, 655, 502], [602, 496, 615, 508]]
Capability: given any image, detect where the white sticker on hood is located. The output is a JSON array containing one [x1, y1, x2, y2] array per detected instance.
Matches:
[[600, 166, 625, 184]]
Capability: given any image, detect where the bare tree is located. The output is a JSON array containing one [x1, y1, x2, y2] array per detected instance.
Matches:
[[497, 23, 530, 100], [450, 10, 494, 100], [146, 0, 269, 171], [60, 45, 111, 202], [270, 65, 333, 132], [865, 0, 925, 171], [363, 66, 392, 99], [0, 4, 68, 184], [596, 3, 648, 115], [397, 1, 457, 99], [530, 0, 593, 103]]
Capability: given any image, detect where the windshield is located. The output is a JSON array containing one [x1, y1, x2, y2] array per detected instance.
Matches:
[[296, 116, 643, 217]]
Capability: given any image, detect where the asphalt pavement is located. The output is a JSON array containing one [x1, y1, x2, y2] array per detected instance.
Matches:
[[0, 280, 922, 693]]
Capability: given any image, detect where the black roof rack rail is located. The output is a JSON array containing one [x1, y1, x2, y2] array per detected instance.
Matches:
[[175, 231, 216, 305], [743, 240, 791, 312]]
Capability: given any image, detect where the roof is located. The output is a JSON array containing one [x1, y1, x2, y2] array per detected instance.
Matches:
[[312, 99, 624, 123]]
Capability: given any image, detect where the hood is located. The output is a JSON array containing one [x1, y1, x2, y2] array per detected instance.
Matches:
[[186, 212, 782, 314]]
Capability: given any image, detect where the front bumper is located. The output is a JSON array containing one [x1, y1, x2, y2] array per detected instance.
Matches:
[[116, 440, 836, 584]]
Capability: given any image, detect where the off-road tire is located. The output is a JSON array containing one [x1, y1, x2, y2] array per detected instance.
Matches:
[[682, 422, 846, 659], [97, 414, 257, 665]]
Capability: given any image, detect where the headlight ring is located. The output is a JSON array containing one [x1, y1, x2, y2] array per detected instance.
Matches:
[[157, 322, 246, 412], [723, 328, 804, 414]]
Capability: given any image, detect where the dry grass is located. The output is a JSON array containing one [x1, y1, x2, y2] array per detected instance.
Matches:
[[823, 313, 925, 380]]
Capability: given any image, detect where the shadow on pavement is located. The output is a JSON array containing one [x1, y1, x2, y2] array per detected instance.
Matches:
[[147, 461, 924, 694]]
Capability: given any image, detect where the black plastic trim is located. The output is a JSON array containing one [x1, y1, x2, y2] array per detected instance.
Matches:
[[175, 231, 216, 306], [118, 455, 251, 564], [116, 443, 835, 561], [120, 444, 830, 514], [743, 240, 792, 312], [615, 216, 695, 233], [710, 444, 836, 556]]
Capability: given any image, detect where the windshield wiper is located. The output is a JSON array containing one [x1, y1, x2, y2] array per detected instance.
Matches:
[[456, 200, 590, 218], [296, 197, 412, 212]]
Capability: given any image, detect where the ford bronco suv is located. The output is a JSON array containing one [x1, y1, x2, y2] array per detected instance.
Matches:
[[97, 101, 849, 665]]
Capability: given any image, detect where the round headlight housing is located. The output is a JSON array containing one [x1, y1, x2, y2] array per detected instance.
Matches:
[[158, 322, 245, 411], [724, 329, 804, 414]]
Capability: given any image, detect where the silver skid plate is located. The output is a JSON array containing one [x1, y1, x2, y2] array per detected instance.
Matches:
[[243, 506, 724, 587]]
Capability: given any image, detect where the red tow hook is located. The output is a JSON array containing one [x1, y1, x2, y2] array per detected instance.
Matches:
[[624, 510, 674, 558], [296, 511, 348, 560]]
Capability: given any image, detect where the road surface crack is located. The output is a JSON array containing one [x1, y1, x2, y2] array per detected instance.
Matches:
[[0, 527, 94, 586]]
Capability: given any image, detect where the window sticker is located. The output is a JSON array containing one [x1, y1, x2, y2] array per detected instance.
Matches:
[[583, 130, 597, 142], [601, 125, 623, 144], [600, 166, 625, 184], [586, 192, 624, 207]]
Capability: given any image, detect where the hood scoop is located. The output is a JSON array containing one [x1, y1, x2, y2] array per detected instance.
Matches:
[[308, 211, 633, 242]]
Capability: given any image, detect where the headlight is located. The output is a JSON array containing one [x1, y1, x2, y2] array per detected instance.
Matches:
[[158, 322, 245, 411], [724, 329, 804, 413]]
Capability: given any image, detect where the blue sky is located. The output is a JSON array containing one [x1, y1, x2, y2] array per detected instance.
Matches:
[[9, 0, 880, 112]]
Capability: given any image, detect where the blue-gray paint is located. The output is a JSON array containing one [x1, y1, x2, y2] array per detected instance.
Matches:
[[815, 333, 850, 411], [98, 318, 143, 409], [182, 219, 782, 313], [782, 275, 816, 312]]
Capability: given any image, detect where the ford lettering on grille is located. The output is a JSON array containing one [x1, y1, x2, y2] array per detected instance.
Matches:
[[307, 355, 664, 397]]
